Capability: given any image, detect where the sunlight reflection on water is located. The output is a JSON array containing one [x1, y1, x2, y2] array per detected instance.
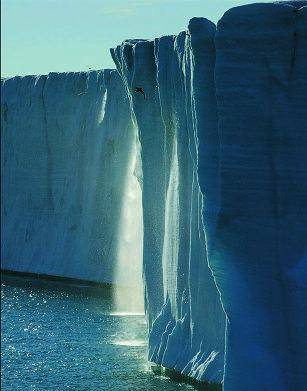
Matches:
[[111, 339, 148, 347], [109, 311, 145, 317], [1, 276, 195, 391]]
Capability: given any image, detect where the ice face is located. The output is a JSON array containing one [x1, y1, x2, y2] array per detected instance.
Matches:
[[1, 70, 142, 285], [212, 3, 307, 389], [112, 2, 307, 389], [111, 25, 226, 384], [1, 1, 307, 389]]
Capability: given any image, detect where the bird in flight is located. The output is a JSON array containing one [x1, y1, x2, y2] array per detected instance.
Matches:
[[77, 91, 87, 95], [134, 87, 145, 100]]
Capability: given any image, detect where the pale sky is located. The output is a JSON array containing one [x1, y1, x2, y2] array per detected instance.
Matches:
[[1, 0, 269, 78]]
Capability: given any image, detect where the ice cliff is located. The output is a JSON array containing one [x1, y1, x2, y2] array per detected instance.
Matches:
[[1, 1, 307, 390], [111, 22, 226, 385], [212, 3, 307, 389], [112, 1, 307, 389], [1, 70, 142, 284]]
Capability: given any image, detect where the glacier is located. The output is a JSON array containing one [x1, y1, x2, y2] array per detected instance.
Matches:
[[212, 3, 307, 389], [112, 1, 307, 389], [1, 1, 307, 390], [111, 22, 226, 385], [1, 70, 143, 286]]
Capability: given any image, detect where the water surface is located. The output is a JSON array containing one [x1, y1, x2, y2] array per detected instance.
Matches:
[[1, 275, 194, 391]]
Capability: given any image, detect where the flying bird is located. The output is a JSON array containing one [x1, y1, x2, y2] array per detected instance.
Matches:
[[134, 86, 145, 100], [77, 91, 87, 95]]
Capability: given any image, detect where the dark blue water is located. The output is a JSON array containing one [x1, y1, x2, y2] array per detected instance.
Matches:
[[1, 275, 194, 391]]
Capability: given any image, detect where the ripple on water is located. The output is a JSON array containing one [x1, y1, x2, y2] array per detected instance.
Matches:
[[1, 276, 194, 391]]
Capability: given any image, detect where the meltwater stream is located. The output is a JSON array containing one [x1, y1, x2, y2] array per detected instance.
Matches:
[[1, 275, 195, 391]]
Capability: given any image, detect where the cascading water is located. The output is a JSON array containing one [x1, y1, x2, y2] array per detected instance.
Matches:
[[113, 131, 144, 315]]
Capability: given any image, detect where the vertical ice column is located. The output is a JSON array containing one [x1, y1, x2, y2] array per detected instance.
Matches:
[[188, 17, 221, 247], [152, 33, 198, 373], [212, 3, 307, 390], [187, 17, 226, 383], [154, 35, 180, 309], [164, 31, 225, 382], [111, 40, 166, 326]]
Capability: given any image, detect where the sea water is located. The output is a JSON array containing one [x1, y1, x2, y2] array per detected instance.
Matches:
[[1, 275, 194, 391]]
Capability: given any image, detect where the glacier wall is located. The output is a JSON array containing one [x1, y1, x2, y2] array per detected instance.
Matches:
[[1, 70, 143, 285], [111, 22, 226, 385], [1, 1, 307, 390], [112, 1, 307, 389], [212, 3, 307, 389]]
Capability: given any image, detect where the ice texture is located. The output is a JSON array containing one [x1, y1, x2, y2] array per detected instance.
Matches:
[[212, 3, 307, 389], [1, 1, 307, 389], [112, 1, 307, 389], [1, 70, 142, 284], [111, 27, 226, 384]]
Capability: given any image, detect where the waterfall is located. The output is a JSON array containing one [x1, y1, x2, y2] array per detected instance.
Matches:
[[113, 132, 144, 314]]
